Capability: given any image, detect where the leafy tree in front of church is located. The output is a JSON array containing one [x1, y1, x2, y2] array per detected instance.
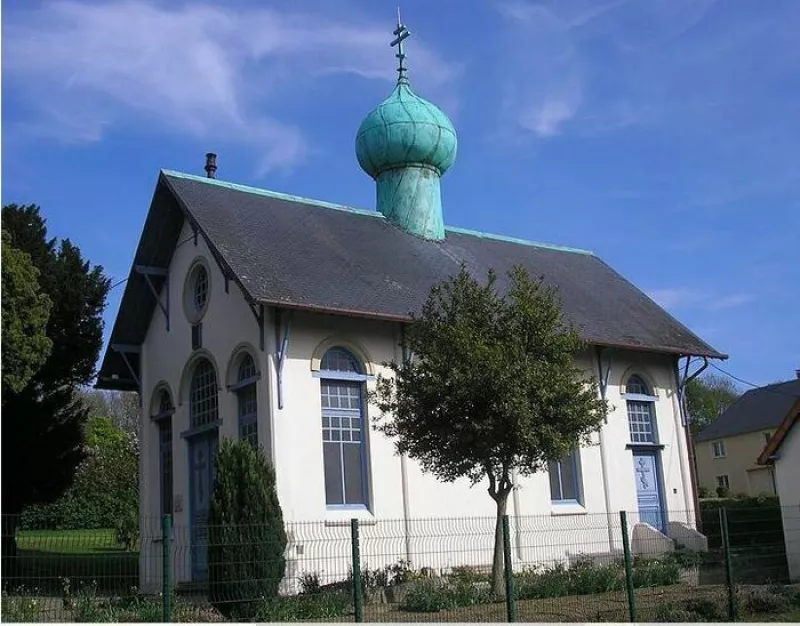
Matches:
[[208, 439, 287, 619], [1, 203, 111, 560], [372, 264, 608, 598]]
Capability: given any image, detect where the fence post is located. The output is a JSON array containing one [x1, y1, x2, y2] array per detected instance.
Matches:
[[162, 514, 173, 622], [351, 518, 364, 623], [619, 511, 637, 623], [720, 507, 737, 621], [502, 515, 517, 622]]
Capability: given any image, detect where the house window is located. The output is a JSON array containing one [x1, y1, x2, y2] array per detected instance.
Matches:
[[236, 354, 258, 448], [625, 375, 657, 444], [712, 441, 726, 458], [320, 347, 369, 508], [152, 388, 174, 517], [549, 450, 582, 503], [190, 358, 219, 428], [716, 475, 730, 489]]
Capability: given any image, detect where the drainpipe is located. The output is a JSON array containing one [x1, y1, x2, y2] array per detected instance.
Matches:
[[595, 347, 616, 552], [670, 358, 693, 528], [398, 324, 413, 564], [675, 356, 709, 531]]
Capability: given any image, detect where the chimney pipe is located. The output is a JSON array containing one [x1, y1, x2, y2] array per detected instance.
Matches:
[[795, 368, 800, 380], [204, 152, 217, 179]]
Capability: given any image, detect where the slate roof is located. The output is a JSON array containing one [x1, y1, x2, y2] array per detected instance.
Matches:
[[696, 379, 800, 442], [96, 170, 725, 390]]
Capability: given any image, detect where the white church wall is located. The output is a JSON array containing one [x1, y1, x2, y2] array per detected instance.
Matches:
[[138, 218, 269, 591], [268, 312, 698, 584]]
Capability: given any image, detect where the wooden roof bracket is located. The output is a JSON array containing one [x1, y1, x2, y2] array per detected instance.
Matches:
[[135, 265, 169, 331], [111, 343, 141, 392]]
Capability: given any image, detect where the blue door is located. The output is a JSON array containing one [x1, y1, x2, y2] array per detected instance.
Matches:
[[190, 432, 218, 581], [633, 450, 666, 532]]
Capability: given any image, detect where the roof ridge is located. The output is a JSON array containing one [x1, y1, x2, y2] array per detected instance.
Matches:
[[161, 169, 383, 219], [445, 225, 594, 256], [162, 169, 595, 256]]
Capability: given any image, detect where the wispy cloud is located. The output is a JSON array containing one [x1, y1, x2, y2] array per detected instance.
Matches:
[[3, 1, 459, 174], [647, 288, 755, 312], [493, 2, 582, 138]]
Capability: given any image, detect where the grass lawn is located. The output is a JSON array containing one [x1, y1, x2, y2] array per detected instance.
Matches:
[[6, 529, 138, 595]]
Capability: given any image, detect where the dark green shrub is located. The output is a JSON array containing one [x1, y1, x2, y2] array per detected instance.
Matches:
[[207, 439, 287, 620], [114, 509, 138, 551], [716, 486, 730, 498]]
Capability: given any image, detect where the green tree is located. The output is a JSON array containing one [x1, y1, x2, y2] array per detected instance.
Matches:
[[686, 373, 739, 436], [208, 438, 287, 619], [1, 229, 53, 397], [20, 415, 139, 533], [1, 204, 110, 553], [372, 265, 607, 597]]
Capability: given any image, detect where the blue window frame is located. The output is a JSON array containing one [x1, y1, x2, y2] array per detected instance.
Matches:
[[625, 375, 657, 444], [236, 354, 258, 448], [320, 348, 369, 508], [190, 359, 219, 429], [549, 449, 581, 503], [153, 389, 174, 517]]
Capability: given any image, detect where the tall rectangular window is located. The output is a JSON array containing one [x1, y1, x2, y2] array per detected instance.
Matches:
[[549, 450, 581, 503], [712, 441, 726, 458], [159, 418, 173, 516], [321, 380, 367, 506]]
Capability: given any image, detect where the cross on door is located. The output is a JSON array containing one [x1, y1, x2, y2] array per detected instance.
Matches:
[[635, 457, 651, 489]]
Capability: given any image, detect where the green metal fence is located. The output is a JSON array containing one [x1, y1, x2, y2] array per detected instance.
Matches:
[[2, 505, 798, 622]]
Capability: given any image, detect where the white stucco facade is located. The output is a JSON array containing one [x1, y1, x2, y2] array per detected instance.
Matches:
[[136, 217, 701, 591], [772, 423, 800, 581]]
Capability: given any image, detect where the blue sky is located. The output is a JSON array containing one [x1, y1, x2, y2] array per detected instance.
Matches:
[[3, 0, 798, 389]]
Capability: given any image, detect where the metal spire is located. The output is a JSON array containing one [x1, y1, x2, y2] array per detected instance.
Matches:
[[390, 7, 411, 84]]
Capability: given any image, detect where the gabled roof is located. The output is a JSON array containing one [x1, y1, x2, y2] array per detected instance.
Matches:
[[96, 170, 725, 390], [757, 397, 800, 465], [696, 379, 800, 442]]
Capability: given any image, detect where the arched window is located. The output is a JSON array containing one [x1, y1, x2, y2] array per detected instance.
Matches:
[[152, 387, 174, 517], [625, 374, 657, 444], [190, 359, 219, 429], [320, 347, 369, 507], [236, 354, 258, 447]]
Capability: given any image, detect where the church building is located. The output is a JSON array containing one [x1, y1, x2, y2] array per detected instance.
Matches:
[[96, 18, 724, 591]]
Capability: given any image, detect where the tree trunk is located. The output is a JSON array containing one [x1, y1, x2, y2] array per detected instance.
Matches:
[[490, 491, 509, 599]]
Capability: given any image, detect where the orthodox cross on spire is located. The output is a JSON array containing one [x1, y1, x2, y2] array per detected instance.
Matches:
[[390, 7, 411, 84]]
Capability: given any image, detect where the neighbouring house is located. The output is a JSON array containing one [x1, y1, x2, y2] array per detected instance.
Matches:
[[95, 21, 724, 592], [757, 383, 800, 581], [695, 375, 800, 498]]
